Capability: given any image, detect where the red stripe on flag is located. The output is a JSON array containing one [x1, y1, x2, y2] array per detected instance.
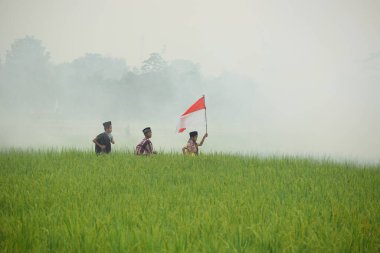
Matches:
[[181, 96, 206, 116], [178, 127, 186, 133]]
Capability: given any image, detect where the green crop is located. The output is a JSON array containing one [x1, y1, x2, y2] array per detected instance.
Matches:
[[0, 150, 379, 252]]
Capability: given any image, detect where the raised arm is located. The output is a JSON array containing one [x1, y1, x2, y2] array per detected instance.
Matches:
[[198, 133, 208, 146]]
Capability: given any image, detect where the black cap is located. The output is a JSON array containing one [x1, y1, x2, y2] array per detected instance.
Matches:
[[103, 121, 112, 128], [189, 131, 198, 137], [143, 127, 151, 134]]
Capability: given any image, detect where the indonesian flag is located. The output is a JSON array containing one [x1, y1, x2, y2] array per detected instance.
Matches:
[[177, 96, 206, 133]]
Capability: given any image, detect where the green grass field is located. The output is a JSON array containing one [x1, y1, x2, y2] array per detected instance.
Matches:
[[0, 151, 379, 252]]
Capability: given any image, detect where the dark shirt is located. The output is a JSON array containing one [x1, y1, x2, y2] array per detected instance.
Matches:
[[95, 132, 111, 154]]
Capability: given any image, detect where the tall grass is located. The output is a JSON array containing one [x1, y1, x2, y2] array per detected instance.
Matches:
[[0, 151, 379, 252]]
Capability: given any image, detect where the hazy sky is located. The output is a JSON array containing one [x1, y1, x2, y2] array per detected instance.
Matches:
[[1, 0, 379, 161], [1, 0, 379, 77]]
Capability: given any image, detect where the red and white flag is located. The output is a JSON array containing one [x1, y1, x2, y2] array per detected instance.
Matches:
[[177, 96, 207, 133]]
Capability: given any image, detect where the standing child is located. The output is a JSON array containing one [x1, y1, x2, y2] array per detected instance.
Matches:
[[93, 121, 115, 154], [182, 131, 208, 155]]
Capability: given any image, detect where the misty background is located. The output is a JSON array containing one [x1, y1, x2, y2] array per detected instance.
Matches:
[[0, 0, 379, 163]]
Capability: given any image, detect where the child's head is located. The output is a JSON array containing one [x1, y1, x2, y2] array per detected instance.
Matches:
[[143, 127, 152, 138], [103, 121, 112, 133], [189, 131, 198, 141]]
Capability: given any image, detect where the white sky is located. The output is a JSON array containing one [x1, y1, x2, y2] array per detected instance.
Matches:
[[1, 0, 379, 76]]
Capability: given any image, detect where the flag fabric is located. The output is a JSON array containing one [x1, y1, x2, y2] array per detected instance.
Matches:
[[177, 96, 206, 133]]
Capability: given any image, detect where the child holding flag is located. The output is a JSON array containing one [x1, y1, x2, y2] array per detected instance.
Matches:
[[178, 96, 209, 155], [182, 131, 208, 156]]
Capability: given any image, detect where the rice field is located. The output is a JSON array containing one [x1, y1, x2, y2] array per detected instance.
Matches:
[[0, 150, 379, 252]]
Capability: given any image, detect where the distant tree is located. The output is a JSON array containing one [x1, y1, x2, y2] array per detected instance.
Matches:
[[1, 36, 53, 115], [68, 53, 127, 82], [141, 53, 167, 73], [139, 53, 170, 93], [2, 35, 52, 88], [5, 36, 50, 74], [115, 53, 174, 119], [167, 59, 203, 102], [51, 54, 128, 119], [169, 59, 201, 85]]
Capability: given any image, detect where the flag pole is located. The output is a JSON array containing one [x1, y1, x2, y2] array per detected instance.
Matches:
[[203, 95, 208, 134]]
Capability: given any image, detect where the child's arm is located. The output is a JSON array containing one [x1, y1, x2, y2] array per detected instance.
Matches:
[[182, 147, 188, 154], [109, 135, 115, 144], [198, 133, 208, 146], [93, 138, 105, 150]]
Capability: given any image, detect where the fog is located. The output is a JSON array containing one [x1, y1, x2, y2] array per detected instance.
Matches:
[[0, 0, 379, 163]]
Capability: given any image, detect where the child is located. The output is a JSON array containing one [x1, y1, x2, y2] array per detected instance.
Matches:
[[135, 127, 157, 155], [93, 121, 115, 154], [182, 131, 208, 155]]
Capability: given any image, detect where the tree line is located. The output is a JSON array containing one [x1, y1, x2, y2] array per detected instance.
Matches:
[[0, 36, 254, 123]]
